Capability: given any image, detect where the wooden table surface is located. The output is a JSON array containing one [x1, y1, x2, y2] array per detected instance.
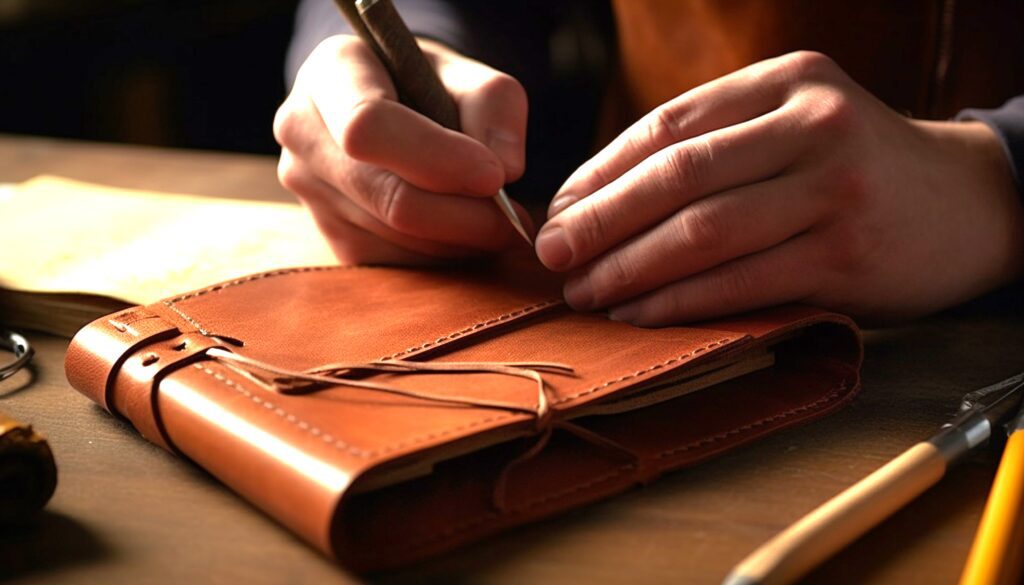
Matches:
[[0, 135, 1021, 584]]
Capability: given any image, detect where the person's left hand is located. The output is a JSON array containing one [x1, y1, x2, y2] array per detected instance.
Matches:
[[535, 51, 1024, 326]]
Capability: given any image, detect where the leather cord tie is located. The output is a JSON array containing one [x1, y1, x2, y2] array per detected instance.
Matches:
[[206, 347, 572, 425], [205, 348, 642, 513]]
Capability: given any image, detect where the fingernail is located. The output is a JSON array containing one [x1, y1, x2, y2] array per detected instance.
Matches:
[[463, 160, 504, 195], [486, 128, 524, 175], [547, 194, 578, 218], [564, 278, 594, 310], [535, 226, 573, 270], [608, 303, 639, 323]]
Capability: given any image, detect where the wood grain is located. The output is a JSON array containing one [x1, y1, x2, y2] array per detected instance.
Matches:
[[0, 135, 1021, 584]]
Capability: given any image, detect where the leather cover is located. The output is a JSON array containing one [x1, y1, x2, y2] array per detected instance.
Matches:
[[64, 255, 862, 571]]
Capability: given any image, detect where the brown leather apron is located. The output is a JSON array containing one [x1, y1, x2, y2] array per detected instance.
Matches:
[[608, 0, 1024, 126]]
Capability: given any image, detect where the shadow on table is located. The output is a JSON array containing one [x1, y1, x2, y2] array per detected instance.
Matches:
[[0, 363, 37, 399], [0, 510, 109, 581]]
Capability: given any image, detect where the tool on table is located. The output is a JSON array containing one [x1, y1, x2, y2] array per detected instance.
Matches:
[[723, 372, 1024, 585], [332, 0, 533, 245], [0, 330, 56, 523], [0, 329, 33, 382], [0, 410, 57, 523], [959, 382, 1024, 585]]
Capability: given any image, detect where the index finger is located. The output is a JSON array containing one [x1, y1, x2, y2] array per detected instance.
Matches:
[[551, 53, 817, 217], [299, 36, 506, 197]]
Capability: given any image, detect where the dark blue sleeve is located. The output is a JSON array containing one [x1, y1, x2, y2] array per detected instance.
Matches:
[[958, 95, 1024, 198], [286, 0, 468, 89]]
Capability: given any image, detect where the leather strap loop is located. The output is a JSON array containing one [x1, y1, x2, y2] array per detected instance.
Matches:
[[111, 333, 227, 450], [64, 307, 181, 414], [201, 348, 648, 514]]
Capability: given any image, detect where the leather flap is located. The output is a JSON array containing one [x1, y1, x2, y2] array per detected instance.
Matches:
[[65, 307, 181, 413], [150, 261, 564, 370]]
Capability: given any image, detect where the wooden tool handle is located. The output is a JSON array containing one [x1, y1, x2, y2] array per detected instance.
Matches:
[[332, 0, 389, 67], [0, 410, 57, 523], [356, 0, 461, 131], [725, 441, 947, 585], [959, 431, 1024, 585]]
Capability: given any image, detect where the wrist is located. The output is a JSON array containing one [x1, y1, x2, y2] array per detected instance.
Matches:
[[917, 119, 1024, 287]]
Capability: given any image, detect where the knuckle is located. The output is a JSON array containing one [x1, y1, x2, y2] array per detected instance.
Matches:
[[643, 105, 685, 149], [276, 154, 304, 194], [272, 100, 302, 150], [370, 171, 413, 231], [803, 88, 857, 135], [675, 201, 727, 252], [477, 72, 527, 111], [573, 202, 615, 255], [594, 254, 641, 298], [315, 34, 364, 62], [661, 139, 711, 194], [340, 97, 389, 158], [779, 50, 838, 80]]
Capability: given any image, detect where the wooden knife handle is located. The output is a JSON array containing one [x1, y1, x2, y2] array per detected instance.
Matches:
[[354, 0, 462, 131], [725, 441, 947, 585]]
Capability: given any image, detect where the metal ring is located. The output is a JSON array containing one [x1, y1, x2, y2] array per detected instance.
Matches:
[[0, 329, 33, 382]]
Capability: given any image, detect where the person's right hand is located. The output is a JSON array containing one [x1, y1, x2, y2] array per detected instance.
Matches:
[[274, 35, 529, 265]]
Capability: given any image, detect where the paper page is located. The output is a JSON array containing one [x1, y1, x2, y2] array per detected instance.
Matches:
[[0, 176, 337, 305]]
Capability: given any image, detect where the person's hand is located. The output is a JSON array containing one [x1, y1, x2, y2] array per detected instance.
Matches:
[[274, 35, 529, 265], [536, 51, 1024, 325]]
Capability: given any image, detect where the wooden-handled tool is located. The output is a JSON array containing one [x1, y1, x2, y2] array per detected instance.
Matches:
[[332, 0, 533, 244], [0, 410, 57, 524], [723, 373, 1024, 585]]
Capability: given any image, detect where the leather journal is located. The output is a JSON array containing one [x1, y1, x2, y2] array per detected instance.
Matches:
[[64, 254, 862, 572]]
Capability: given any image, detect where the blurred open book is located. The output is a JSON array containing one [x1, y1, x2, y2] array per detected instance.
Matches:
[[0, 176, 337, 337]]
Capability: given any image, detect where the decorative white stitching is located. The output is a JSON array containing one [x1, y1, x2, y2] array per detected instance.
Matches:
[[380, 299, 562, 361], [554, 338, 733, 404], [192, 362, 520, 459]]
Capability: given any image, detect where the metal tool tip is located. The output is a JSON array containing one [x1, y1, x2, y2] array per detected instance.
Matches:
[[494, 188, 533, 246], [720, 572, 759, 585]]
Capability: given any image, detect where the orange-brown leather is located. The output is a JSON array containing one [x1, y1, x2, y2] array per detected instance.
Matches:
[[65, 255, 861, 571], [610, 0, 1024, 125]]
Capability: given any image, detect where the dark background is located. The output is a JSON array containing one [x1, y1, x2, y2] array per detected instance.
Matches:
[[0, 0, 299, 154]]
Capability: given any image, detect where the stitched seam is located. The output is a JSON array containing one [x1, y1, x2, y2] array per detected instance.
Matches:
[[655, 379, 851, 460], [166, 265, 362, 304], [163, 263, 559, 363], [163, 301, 207, 334], [180, 334, 734, 459], [394, 464, 635, 555], [554, 338, 733, 405], [395, 377, 853, 556], [163, 266, 363, 335], [378, 299, 562, 361], [161, 266, 560, 457], [191, 363, 518, 459]]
